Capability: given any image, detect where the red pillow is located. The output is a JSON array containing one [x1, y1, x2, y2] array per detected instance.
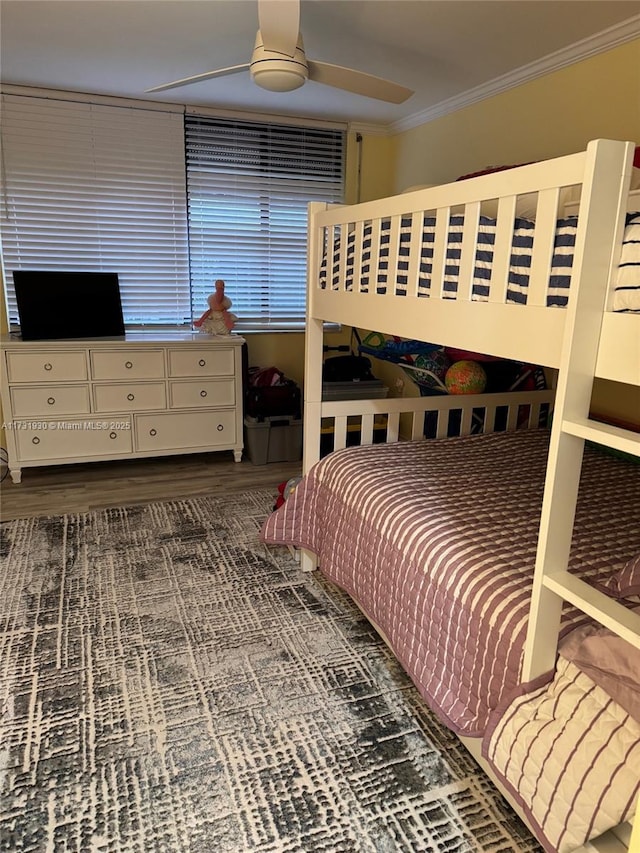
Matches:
[[457, 144, 639, 181], [456, 162, 534, 182]]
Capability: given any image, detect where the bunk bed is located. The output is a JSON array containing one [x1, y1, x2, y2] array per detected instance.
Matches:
[[260, 139, 640, 853]]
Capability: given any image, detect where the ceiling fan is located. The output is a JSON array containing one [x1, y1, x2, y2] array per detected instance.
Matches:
[[146, 0, 414, 104]]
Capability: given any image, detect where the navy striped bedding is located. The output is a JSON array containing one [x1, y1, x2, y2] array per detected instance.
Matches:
[[321, 211, 640, 312], [614, 211, 640, 311]]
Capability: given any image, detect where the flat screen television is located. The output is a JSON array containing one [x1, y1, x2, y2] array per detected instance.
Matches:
[[12, 270, 125, 341]]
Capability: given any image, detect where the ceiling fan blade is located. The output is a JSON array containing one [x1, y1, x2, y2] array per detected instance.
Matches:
[[146, 63, 250, 93], [258, 0, 300, 56], [307, 60, 413, 104]]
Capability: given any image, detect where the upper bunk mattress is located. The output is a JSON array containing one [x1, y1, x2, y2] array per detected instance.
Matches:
[[319, 210, 640, 313], [260, 430, 640, 737]]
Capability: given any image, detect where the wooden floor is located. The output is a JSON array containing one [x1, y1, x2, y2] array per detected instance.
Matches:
[[0, 452, 302, 521]]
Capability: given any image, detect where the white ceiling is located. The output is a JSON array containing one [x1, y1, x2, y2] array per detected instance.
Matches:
[[1, 0, 639, 129]]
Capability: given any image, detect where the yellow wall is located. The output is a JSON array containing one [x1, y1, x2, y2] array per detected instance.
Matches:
[[353, 133, 396, 203], [393, 39, 640, 192]]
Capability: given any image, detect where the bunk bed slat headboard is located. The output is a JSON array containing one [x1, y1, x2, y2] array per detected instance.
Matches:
[[308, 140, 636, 382]]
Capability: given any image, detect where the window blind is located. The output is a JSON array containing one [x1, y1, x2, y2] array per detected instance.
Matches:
[[185, 115, 345, 332], [1, 94, 190, 328]]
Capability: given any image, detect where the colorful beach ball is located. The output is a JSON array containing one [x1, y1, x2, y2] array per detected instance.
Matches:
[[411, 349, 451, 391], [445, 360, 487, 394]]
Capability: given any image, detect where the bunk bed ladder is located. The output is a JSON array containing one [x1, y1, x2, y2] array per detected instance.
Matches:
[[523, 139, 639, 681], [522, 138, 640, 851]]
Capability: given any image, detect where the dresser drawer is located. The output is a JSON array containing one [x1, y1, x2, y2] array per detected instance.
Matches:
[[10, 385, 91, 417], [16, 417, 133, 461], [91, 349, 165, 380], [169, 379, 235, 409], [135, 409, 237, 452], [167, 348, 234, 377], [94, 382, 166, 413], [6, 351, 87, 383]]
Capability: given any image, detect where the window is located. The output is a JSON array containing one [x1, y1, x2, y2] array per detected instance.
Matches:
[[186, 115, 345, 331], [1, 93, 346, 333], [1, 94, 191, 328]]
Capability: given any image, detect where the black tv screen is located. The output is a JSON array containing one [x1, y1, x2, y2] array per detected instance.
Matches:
[[13, 271, 125, 341]]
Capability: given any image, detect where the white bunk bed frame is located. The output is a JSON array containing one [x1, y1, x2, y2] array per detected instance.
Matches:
[[300, 139, 640, 853]]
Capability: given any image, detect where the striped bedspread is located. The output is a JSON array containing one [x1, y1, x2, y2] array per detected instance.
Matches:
[[260, 430, 640, 737], [320, 211, 640, 312]]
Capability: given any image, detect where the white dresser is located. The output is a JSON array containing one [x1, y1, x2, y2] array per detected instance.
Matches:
[[0, 332, 245, 483]]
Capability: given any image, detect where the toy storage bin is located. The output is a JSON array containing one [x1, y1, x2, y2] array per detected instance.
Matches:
[[244, 416, 303, 465], [245, 383, 301, 420]]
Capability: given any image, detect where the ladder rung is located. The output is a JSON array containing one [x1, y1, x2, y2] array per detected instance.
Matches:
[[562, 417, 640, 457], [543, 571, 640, 650]]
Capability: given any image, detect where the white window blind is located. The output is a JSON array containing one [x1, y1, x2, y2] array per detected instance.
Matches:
[[186, 115, 345, 332], [1, 94, 190, 328]]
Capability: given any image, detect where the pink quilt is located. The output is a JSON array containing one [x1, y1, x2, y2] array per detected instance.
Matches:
[[260, 430, 640, 737]]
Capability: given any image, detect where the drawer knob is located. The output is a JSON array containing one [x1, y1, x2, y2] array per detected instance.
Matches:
[[217, 424, 224, 432], [198, 359, 206, 367], [125, 361, 133, 369], [44, 363, 52, 371], [109, 432, 117, 440], [127, 393, 135, 401], [200, 390, 207, 398], [149, 428, 157, 437], [47, 397, 56, 405], [32, 436, 40, 444]]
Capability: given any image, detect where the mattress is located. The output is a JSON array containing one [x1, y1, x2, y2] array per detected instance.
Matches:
[[260, 430, 640, 737], [319, 211, 640, 312]]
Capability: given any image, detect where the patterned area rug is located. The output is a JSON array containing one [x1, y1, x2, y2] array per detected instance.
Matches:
[[1, 492, 541, 852]]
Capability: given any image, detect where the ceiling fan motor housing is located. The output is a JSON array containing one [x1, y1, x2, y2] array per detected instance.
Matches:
[[250, 31, 308, 92]]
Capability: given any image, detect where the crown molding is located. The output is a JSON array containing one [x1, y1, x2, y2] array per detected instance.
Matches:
[[381, 15, 640, 136], [348, 122, 391, 137]]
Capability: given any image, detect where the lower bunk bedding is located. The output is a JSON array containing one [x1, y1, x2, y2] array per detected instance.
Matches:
[[483, 619, 640, 853], [260, 429, 640, 851]]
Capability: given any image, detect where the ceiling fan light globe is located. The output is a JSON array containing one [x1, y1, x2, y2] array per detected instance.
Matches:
[[251, 63, 307, 92]]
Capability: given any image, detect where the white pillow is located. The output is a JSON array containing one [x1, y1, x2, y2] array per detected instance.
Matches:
[[480, 186, 578, 220]]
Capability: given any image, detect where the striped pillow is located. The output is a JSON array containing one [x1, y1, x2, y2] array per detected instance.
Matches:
[[608, 553, 640, 598]]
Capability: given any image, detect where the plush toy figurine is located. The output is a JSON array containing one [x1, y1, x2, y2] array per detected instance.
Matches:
[[194, 279, 238, 335], [273, 476, 302, 511]]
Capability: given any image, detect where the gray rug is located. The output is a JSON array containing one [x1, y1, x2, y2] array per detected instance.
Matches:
[[0, 492, 541, 852]]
